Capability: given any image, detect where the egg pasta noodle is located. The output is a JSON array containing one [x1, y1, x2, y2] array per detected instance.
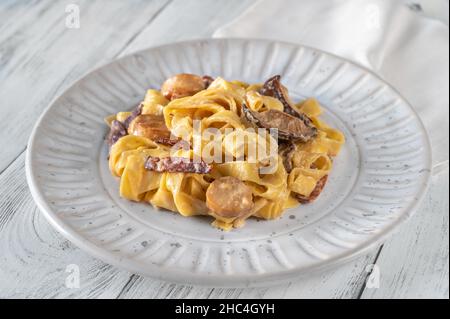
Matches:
[[107, 75, 345, 231]]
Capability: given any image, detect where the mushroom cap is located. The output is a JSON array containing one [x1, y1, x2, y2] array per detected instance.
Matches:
[[242, 102, 317, 142], [259, 75, 317, 128]]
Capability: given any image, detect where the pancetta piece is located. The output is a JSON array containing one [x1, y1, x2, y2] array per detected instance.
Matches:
[[123, 103, 143, 128], [107, 104, 143, 147], [107, 120, 128, 147], [295, 175, 328, 203], [144, 156, 212, 174]]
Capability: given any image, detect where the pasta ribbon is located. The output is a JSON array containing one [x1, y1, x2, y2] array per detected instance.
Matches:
[[106, 77, 345, 230]]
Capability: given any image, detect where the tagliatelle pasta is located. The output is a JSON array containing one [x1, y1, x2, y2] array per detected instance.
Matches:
[[106, 74, 345, 231]]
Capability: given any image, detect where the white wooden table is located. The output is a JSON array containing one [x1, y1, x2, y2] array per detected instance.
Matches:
[[0, 0, 448, 299]]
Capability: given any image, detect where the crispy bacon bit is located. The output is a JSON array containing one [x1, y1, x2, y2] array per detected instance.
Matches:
[[144, 156, 212, 174], [295, 175, 329, 203], [107, 120, 127, 147], [151, 136, 182, 146]]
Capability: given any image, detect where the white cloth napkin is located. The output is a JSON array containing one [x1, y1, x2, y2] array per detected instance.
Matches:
[[214, 0, 449, 174]]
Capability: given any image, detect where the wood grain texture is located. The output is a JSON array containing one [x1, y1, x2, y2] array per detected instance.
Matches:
[[0, 153, 134, 298], [361, 170, 449, 299], [0, 0, 448, 299], [0, 0, 171, 172], [119, 0, 259, 53], [116, 251, 379, 299]]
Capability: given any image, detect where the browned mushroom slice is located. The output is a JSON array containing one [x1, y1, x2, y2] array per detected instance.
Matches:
[[202, 75, 215, 88], [242, 103, 317, 142], [259, 75, 317, 135], [144, 156, 211, 174], [128, 114, 179, 146], [206, 176, 254, 219], [259, 75, 297, 116], [295, 175, 328, 203], [161, 74, 207, 100], [278, 141, 296, 173], [107, 120, 127, 147]]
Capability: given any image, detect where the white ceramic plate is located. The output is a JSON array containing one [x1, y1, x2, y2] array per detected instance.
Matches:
[[26, 39, 432, 287]]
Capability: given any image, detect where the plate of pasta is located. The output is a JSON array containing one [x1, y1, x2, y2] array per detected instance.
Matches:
[[26, 39, 432, 286]]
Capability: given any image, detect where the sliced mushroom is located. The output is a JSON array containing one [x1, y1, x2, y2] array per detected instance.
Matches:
[[144, 156, 211, 174], [242, 103, 317, 142], [259, 75, 296, 115], [161, 73, 207, 100], [202, 75, 215, 88], [278, 141, 296, 173], [206, 176, 254, 218], [128, 114, 179, 145], [295, 175, 328, 203], [259, 75, 317, 138]]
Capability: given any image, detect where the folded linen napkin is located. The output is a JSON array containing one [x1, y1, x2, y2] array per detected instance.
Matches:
[[214, 0, 449, 174]]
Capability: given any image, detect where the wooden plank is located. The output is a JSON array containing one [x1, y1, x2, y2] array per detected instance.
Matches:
[[0, 152, 136, 298], [0, 0, 171, 173], [361, 171, 449, 299], [116, 251, 379, 299], [0, 0, 172, 298], [119, 0, 258, 53], [0, 1, 39, 31]]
